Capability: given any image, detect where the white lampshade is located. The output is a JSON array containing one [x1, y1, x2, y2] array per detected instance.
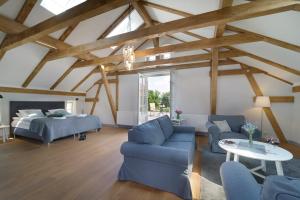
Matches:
[[255, 96, 271, 108]]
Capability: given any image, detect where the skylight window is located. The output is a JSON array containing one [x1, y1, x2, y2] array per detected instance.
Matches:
[[41, 0, 86, 15], [107, 10, 143, 38]]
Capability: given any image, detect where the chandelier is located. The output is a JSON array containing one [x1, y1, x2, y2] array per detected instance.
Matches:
[[123, 1, 135, 70]]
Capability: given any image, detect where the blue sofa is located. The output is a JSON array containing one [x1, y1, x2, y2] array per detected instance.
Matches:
[[220, 162, 300, 200], [206, 115, 262, 153], [118, 115, 196, 200]]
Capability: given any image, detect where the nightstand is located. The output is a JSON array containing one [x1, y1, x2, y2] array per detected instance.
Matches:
[[0, 125, 10, 143]]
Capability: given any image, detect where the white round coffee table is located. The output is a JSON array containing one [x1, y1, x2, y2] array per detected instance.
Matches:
[[219, 139, 293, 179]]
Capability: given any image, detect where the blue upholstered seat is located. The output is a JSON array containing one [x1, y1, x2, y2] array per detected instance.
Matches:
[[220, 162, 300, 200], [118, 115, 196, 200], [168, 133, 195, 142]]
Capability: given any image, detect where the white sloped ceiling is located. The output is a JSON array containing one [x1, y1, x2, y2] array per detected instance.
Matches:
[[0, 0, 299, 91]]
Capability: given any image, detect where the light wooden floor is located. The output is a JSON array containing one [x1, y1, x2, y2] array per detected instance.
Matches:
[[0, 127, 204, 200]]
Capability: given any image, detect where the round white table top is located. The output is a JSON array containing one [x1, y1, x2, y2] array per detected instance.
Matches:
[[219, 139, 293, 161]]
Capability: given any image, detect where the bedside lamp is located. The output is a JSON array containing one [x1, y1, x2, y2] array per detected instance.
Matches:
[[254, 96, 271, 133]]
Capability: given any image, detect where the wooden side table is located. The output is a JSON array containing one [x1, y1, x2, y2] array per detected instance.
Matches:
[[0, 125, 10, 143]]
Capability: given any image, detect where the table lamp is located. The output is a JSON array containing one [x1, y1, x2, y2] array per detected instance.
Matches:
[[254, 96, 271, 133]]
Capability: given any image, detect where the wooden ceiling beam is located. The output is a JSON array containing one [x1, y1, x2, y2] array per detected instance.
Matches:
[[99, 66, 117, 123], [146, 0, 300, 55], [49, 62, 79, 90], [210, 0, 233, 115], [1, 0, 130, 51], [0, 0, 8, 6], [112, 50, 244, 71], [227, 46, 300, 76], [210, 48, 219, 114], [292, 86, 300, 93], [112, 60, 235, 75], [85, 97, 99, 102], [22, 22, 80, 88], [69, 11, 141, 92], [241, 64, 288, 143], [90, 83, 102, 115], [0, 14, 95, 61], [226, 25, 300, 53], [0, 86, 85, 96], [214, 0, 233, 38], [216, 68, 264, 76], [253, 96, 294, 103], [46, 0, 297, 60], [294, 4, 300, 11], [72, 33, 260, 68], [229, 58, 294, 85], [0, 0, 37, 60], [71, 68, 98, 92], [97, 5, 134, 40]]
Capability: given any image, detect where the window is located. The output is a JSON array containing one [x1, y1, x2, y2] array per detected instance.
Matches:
[[41, 0, 86, 15], [106, 10, 143, 38], [66, 100, 76, 114]]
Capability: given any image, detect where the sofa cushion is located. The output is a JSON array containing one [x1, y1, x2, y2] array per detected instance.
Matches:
[[168, 133, 195, 142], [262, 176, 300, 200], [213, 120, 232, 132], [163, 141, 194, 166], [219, 132, 247, 140], [128, 120, 165, 145], [157, 115, 174, 139], [209, 115, 245, 133]]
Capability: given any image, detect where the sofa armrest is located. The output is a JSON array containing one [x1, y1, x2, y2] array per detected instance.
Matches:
[[220, 162, 261, 200], [173, 125, 195, 133], [206, 121, 221, 139], [120, 142, 189, 168]]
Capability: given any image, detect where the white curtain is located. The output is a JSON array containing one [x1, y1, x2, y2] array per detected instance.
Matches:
[[138, 74, 148, 124], [170, 70, 176, 119]]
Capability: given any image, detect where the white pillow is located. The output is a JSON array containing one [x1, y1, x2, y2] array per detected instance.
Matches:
[[213, 120, 232, 132], [13, 117, 20, 121], [48, 109, 65, 113], [16, 112, 22, 117], [19, 109, 44, 117]]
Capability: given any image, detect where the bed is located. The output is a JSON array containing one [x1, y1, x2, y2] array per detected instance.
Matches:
[[10, 101, 102, 144]]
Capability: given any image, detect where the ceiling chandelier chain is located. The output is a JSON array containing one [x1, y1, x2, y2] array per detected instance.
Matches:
[[123, 0, 135, 71]]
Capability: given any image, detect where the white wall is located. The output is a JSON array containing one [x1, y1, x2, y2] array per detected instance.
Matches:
[[88, 66, 300, 143], [0, 93, 85, 125]]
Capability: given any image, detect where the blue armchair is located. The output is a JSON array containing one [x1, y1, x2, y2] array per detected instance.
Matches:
[[220, 162, 300, 200], [206, 115, 262, 153]]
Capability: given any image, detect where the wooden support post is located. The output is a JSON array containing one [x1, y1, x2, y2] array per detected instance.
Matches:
[[99, 65, 117, 124], [210, 48, 218, 114], [90, 84, 101, 115], [241, 64, 288, 143], [293, 86, 300, 93]]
